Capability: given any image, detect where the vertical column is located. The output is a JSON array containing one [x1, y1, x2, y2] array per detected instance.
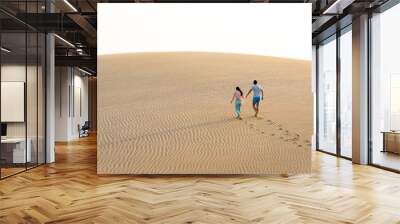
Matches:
[[352, 14, 369, 164], [46, 34, 55, 163], [88, 77, 97, 132], [315, 45, 320, 151], [46, 0, 55, 163], [312, 45, 317, 150]]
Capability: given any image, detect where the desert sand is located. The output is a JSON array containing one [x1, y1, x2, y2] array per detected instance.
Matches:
[[98, 52, 312, 174]]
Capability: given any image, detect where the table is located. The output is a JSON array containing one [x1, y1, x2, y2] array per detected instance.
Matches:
[[381, 131, 400, 154]]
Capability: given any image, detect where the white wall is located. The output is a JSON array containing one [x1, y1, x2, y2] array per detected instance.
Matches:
[[55, 67, 89, 141], [71, 73, 89, 138], [55, 67, 70, 141]]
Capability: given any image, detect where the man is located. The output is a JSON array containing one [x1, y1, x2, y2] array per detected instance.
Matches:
[[246, 80, 264, 118]]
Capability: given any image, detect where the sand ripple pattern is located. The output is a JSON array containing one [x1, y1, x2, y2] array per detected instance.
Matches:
[[98, 52, 312, 174]]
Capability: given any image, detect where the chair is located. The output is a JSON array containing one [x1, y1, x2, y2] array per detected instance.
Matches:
[[79, 121, 90, 138]]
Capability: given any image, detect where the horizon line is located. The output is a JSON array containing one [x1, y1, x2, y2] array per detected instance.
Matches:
[[98, 51, 311, 62]]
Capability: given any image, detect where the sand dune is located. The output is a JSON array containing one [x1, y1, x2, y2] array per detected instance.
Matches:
[[98, 52, 312, 174]]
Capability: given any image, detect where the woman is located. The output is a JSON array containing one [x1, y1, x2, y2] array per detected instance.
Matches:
[[231, 86, 244, 120]]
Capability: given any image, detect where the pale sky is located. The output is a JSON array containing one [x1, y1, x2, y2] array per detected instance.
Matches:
[[98, 3, 311, 60]]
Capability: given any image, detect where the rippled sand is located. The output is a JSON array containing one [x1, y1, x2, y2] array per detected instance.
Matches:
[[98, 52, 312, 174]]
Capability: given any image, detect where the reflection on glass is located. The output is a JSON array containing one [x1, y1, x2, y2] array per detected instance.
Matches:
[[0, 2, 47, 179], [318, 36, 337, 154], [1, 32, 28, 177], [371, 3, 400, 171], [38, 33, 46, 165], [340, 29, 352, 158], [27, 31, 38, 169]]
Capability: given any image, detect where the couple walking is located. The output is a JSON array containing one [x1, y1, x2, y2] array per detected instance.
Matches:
[[230, 80, 264, 120]]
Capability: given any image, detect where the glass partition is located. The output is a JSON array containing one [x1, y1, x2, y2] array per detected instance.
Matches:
[[38, 32, 45, 165], [371, 3, 400, 171], [27, 30, 38, 169], [0, 3, 46, 179], [317, 35, 337, 154], [339, 27, 352, 158], [27, 0, 35, 170], [1, 31, 28, 177]]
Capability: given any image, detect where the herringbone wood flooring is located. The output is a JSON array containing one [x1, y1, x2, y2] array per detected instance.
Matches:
[[1, 135, 400, 224]]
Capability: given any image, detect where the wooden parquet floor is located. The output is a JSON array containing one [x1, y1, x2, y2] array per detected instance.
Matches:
[[1, 135, 400, 224]]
